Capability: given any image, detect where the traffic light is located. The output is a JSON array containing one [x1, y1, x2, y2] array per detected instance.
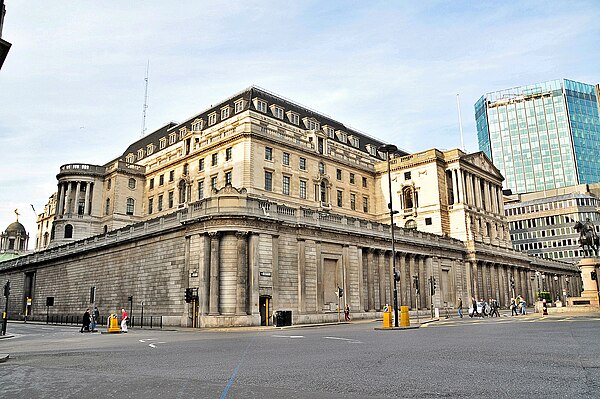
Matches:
[[429, 276, 437, 296], [413, 276, 419, 294], [185, 288, 193, 303], [510, 277, 515, 289], [3, 281, 9, 298], [338, 287, 344, 298], [394, 271, 401, 282], [592, 271, 597, 281]]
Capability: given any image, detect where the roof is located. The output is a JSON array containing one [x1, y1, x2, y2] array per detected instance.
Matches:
[[4, 221, 26, 235], [120, 86, 408, 163]]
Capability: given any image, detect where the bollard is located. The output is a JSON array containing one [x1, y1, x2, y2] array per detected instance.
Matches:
[[400, 306, 410, 327], [382, 304, 392, 328], [107, 313, 121, 333]]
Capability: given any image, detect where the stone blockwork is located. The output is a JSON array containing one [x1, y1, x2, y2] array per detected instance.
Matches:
[[0, 191, 580, 327]]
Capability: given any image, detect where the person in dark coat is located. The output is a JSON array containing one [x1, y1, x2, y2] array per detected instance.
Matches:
[[80, 308, 91, 333]]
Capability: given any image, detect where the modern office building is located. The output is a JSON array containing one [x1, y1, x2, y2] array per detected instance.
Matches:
[[505, 183, 600, 264], [476, 79, 600, 194]]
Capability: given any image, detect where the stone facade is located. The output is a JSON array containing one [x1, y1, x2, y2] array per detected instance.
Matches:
[[0, 86, 582, 327]]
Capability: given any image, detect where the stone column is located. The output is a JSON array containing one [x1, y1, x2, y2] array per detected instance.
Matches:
[[452, 170, 459, 204], [248, 233, 260, 315], [357, 247, 365, 311], [208, 232, 221, 315], [74, 181, 81, 215], [298, 239, 306, 314], [342, 245, 350, 309], [466, 172, 473, 206], [418, 256, 426, 309], [236, 232, 248, 315], [84, 182, 91, 215], [367, 248, 375, 311], [378, 250, 386, 310], [399, 253, 408, 306], [408, 254, 416, 309], [200, 234, 211, 316], [56, 183, 65, 216]]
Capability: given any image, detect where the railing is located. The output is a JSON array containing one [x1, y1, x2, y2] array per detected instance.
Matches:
[[44, 314, 163, 329]]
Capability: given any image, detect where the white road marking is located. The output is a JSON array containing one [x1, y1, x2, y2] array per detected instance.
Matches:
[[324, 336, 362, 343], [139, 338, 156, 343], [271, 334, 304, 339], [149, 344, 156, 348]]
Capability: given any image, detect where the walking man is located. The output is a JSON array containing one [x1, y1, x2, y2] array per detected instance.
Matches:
[[344, 304, 350, 321], [80, 308, 91, 333], [91, 306, 100, 332], [457, 298, 463, 318], [120, 308, 128, 333]]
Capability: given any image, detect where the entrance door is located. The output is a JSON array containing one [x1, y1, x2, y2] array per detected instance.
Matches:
[[259, 295, 271, 326]]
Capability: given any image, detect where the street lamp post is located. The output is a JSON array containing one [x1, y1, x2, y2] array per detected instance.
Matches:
[[535, 271, 541, 300], [379, 144, 400, 327]]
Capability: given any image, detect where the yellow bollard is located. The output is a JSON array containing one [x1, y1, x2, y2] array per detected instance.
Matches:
[[382, 304, 392, 328], [400, 305, 410, 327], [107, 313, 121, 333]]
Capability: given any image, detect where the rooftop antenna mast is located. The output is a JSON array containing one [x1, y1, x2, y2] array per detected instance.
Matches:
[[456, 93, 465, 151], [141, 60, 149, 137]]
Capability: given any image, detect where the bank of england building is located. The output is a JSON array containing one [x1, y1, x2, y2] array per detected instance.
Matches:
[[0, 87, 580, 327]]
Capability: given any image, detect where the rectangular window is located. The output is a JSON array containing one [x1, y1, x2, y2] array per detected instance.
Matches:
[[349, 173, 355, 184], [225, 171, 232, 185], [265, 147, 273, 161], [159, 175, 164, 186], [159, 138, 166, 149], [169, 133, 176, 145], [273, 107, 284, 119], [168, 191, 174, 208], [198, 180, 204, 200], [265, 171, 273, 191], [362, 177, 367, 188], [212, 153, 218, 166], [350, 193, 356, 210], [221, 107, 230, 120], [225, 147, 232, 161], [208, 113, 217, 126], [300, 180, 307, 199], [199, 158, 205, 171], [299, 157, 306, 171], [337, 190, 343, 207], [126, 198, 134, 215], [425, 217, 432, 225], [404, 171, 411, 180], [283, 176, 290, 195], [158, 195, 163, 211], [148, 198, 153, 214], [211, 176, 218, 190], [257, 100, 267, 113], [288, 112, 299, 125], [149, 178, 154, 190], [283, 152, 290, 166], [336, 169, 342, 180], [234, 100, 244, 113], [363, 197, 369, 213], [169, 170, 174, 182]]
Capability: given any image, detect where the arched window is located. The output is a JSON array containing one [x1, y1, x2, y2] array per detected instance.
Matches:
[[64, 224, 73, 238], [126, 198, 135, 215], [178, 180, 187, 204], [183, 163, 189, 176], [128, 178, 136, 189], [43, 232, 49, 246], [405, 219, 417, 230], [403, 187, 414, 209]]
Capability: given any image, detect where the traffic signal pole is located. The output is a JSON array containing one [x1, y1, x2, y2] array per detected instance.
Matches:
[[1, 280, 9, 336]]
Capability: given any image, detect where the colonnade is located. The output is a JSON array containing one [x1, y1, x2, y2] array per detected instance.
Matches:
[[55, 180, 95, 217], [448, 168, 503, 214]]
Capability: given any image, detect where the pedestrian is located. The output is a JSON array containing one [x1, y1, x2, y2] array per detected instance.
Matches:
[[520, 298, 527, 315], [490, 299, 500, 317], [469, 297, 478, 318], [120, 308, 128, 333], [457, 298, 463, 318], [91, 306, 100, 332], [80, 308, 91, 333], [510, 298, 518, 316], [344, 304, 350, 321]]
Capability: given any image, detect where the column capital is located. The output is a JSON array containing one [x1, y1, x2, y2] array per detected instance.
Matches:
[[208, 231, 221, 239]]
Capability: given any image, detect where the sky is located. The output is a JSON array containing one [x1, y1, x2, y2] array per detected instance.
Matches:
[[1, 1, 599, 249]]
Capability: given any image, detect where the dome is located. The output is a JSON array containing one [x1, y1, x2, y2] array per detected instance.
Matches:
[[5, 221, 26, 235]]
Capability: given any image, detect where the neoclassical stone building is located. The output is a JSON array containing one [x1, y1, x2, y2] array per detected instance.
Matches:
[[0, 87, 580, 326]]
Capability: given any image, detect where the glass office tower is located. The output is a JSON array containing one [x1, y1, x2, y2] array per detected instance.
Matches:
[[475, 79, 600, 194]]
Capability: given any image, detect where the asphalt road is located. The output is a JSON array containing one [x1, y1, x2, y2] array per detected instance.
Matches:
[[1, 313, 599, 398]]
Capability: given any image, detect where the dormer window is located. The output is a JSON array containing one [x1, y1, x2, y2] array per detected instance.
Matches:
[[325, 126, 335, 139], [286, 111, 300, 125], [221, 106, 230, 120], [169, 133, 176, 145], [159, 137, 166, 149], [125, 153, 135, 164], [270, 105, 284, 119], [303, 117, 319, 131], [179, 127, 187, 139], [137, 149, 144, 160], [366, 144, 377, 156], [208, 112, 217, 126], [191, 119, 203, 132], [253, 98, 267, 113], [234, 99, 245, 113], [348, 135, 360, 148], [146, 143, 155, 155], [336, 130, 347, 143]]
